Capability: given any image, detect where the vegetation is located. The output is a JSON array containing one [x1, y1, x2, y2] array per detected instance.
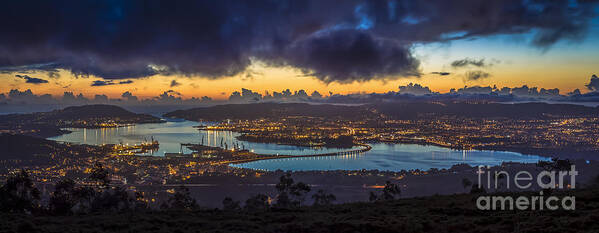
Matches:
[[222, 197, 241, 211], [369, 180, 401, 202], [0, 170, 40, 214], [2, 186, 598, 233], [244, 194, 270, 212], [162, 186, 197, 210], [311, 189, 336, 206], [273, 172, 311, 208], [2, 169, 599, 232]]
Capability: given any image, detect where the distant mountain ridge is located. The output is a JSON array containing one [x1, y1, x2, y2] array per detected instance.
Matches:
[[0, 105, 164, 137], [164, 103, 378, 121], [0, 104, 162, 123], [373, 102, 599, 119], [164, 102, 599, 121], [42, 104, 143, 119]]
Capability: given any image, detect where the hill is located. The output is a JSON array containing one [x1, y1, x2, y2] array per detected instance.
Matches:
[[0, 134, 56, 161], [164, 103, 378, 121], [164, 102, 599, 121], [0, 105, 163, 137], [0, 104, 162, 124], [0, 134, 108, 172], [374, 102, 599, 120], [1, 188, 597, 233]]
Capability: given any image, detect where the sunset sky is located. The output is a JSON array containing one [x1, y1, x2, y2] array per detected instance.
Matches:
[[1, 0, 598, 100]]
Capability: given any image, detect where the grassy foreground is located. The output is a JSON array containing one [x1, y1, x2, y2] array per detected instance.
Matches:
[[2, 188, 599, 233]]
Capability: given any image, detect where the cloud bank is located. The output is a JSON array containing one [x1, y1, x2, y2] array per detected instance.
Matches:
[[586, 74, 599, 91], [15, 75, 49, 84], [0, 0, 597, 83], [465, 71, 492, 80], [90, 80, 134, 87], [451, 58, 488, 68]]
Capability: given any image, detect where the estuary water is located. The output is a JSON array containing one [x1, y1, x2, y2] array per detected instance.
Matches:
[[230, 143, 550, 171], [48, 120, 550, 172], [48, 120, 354, 156]]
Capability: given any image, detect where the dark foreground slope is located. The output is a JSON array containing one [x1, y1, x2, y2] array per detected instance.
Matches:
[[2, 188, 598, 233]]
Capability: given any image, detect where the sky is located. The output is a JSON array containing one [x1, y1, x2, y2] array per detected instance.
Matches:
[[1, 0, 598, 101]]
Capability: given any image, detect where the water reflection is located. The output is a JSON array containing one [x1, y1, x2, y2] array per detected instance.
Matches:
[[48, 120, 550, 171], [49, 120, 355, 156], [231, 143, 550, 172]]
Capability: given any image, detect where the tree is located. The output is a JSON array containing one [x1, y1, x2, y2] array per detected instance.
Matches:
[[49, 164, 141, 214], [245, 194, 269, 212], [289, 182, 311, 203], [85, 162, 136, 212], [369, 181, 401, 202], [312, 189, 336, 206], [274, 173, 311, 208], [381, 181, 401, 201], [0, 169, 41, 213], [274, 191, 292, 208], [49, 179, 77, 215], [90, 186, 133, 212], [164, 185, 197, 210], [275, 172, 294, 192], [71, 186, 96, 213], [222, 197, 240, 211]]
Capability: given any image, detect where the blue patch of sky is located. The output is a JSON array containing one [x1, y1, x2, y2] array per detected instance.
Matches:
[[354, 4, 373, 30], [413, 16, 599, 69], [402, 15, 425, 25]]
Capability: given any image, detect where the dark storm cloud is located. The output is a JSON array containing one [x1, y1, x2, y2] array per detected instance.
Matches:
[[164, 90, 182, 96], [465, 71, 491, 80], [170, 80, 181, 87], [451, 58, 488, 68], [15, 75, 49, 84], [0, 0, 597, 83], [1, 63, 61, 75], [91, 80, 134, 87], [282, 30, 420, 83], [91, 81, 113, 87], [586, 74, 599, 91]]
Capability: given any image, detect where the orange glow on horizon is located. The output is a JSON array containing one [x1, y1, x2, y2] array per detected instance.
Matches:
[[1, 59, 596, 100]]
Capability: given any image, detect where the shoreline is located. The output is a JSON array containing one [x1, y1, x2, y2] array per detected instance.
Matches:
[[43, 122, 595, 172], [196, 124, 587, 160], [365, 139, 597, 160], [170, 120, 599, 160], [43, 121, 166, 139]]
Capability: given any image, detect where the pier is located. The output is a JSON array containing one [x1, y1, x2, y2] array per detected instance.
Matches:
[[222, 143, 372, 165]]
